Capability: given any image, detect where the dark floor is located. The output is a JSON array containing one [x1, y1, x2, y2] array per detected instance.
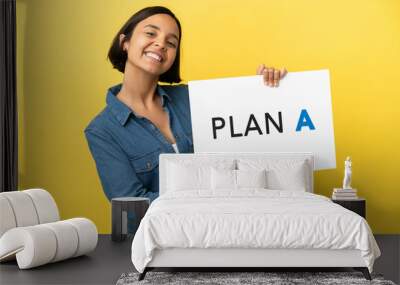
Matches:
[[0, 235, 134, 285], [0, 235, 398, 285], [375, 235, 400, 284]]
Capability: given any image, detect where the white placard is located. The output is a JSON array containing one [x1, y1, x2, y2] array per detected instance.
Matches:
[[188, 69, 336, 170]]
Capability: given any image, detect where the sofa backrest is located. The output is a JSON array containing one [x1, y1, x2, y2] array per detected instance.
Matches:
[[159, 152, 314, 195], [0, 189, 60, 238]]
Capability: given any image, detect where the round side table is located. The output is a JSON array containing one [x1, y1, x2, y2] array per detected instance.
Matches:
[[111, 197, 150, 242]]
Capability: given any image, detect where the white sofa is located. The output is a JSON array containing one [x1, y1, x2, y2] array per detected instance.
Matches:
[[0, 189, 98, 269]]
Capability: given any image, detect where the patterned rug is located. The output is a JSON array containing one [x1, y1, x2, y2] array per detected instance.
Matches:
[[116, 271, 396, 285]]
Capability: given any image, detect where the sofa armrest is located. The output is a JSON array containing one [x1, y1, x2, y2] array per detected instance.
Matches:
[[0, 218, 97, 269]]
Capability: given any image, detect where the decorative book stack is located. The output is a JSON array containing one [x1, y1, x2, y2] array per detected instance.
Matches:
[[332, 188, 358, 200]]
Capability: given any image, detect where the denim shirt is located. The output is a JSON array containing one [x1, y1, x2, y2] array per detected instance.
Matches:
[[84, 83, 193, 203]]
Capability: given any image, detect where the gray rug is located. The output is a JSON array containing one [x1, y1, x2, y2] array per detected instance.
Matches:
[[116, 271, 396, 285]]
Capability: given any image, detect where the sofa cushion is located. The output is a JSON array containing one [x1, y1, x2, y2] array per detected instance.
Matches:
[[24, 189, 60, 224], [0, 218, 97, 269], [0, 196, 17, 237], [0, 189, 60, 238], [0, 189, 97, 269]]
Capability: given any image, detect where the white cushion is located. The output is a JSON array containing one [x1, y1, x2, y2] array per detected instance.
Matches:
[[24, 189, 59, 223], [211, 169, 268, 191], [0, 218, 97, 269], [236, 169, 267, 189], [165, 157, 235, 170], [266, 163, 307, 191], [211, 168, 236, 190], [167, 163, 211, 191], [0, 189, 59, 236], [166, 159, 235, 192], [0, 226, 58, 269], [164, 155, 235, 192], [238, 158, 310, 191], [42, 221, 78, 262], [0, 191, 39, 227], [64, 218, 98, 257], [0, 189, 98, 269], [0, 196, 17, 237]]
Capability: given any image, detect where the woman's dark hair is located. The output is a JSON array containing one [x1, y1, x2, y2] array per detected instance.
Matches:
[[108, 6, 182, 83]]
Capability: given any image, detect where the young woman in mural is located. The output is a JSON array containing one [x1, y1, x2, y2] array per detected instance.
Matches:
[[85, 6, 287, 203]]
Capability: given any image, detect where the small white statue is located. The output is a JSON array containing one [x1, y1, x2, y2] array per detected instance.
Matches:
[[343, 156, 352, 189]]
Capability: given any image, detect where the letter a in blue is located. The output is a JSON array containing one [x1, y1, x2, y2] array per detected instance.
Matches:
[[296, 109, 315, 132]]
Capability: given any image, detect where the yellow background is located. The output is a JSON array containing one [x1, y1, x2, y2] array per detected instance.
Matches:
[[16, 0, 400, 233]]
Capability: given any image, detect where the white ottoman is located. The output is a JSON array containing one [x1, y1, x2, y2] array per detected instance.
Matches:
[[0, 189, 98, 269]]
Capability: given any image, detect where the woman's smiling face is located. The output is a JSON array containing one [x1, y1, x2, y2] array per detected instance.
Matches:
[[122, 13, 180, 77]]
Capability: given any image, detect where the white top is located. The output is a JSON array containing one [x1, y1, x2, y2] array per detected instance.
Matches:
[[111, 197, 149, 202], [171, 143, 179, 153]]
